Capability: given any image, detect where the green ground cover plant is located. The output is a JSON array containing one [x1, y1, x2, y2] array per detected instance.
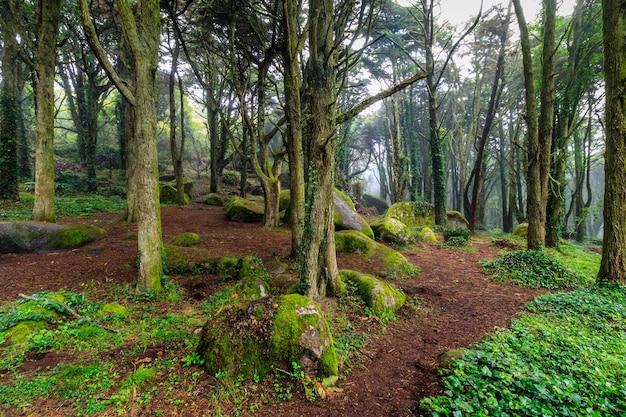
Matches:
[[420, 283, 626, 416]]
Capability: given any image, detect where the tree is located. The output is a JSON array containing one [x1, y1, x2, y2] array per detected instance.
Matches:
[[79, 0, 164, 293], [0, 0, 23, 200], [513, 0, 556, 249], [598, 0, 626, 284], [32, 0, 62, 222]]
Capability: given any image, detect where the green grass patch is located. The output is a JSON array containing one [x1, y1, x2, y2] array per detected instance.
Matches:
[[420, 283, 626, 416], [0, 192, 125, 220]]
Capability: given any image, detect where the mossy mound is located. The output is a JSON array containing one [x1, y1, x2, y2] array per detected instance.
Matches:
[[0, 221, 105, 253], [172, 232, 200, 247], [335, 230, 420, 279], [231, 255, 271, 302], [197, 294, 337, 379], [340, 270, 406, 318], [225, 197, 264, 222], [446, 211, 469, 229], [418, 227, 438, 243], [98, 302, 127, 317], [362, 194, 389, 215], [204, 193, 224, 206], [370, 217, 415, 246], [333, 190, 375, 240], [5, 320, 47, 345], [513, 222, 528, 238], [160, 183, 190, 205], [384, 201, 435, 227]]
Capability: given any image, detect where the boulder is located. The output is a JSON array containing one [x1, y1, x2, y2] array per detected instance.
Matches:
[[418, 227, 438, 243], [384, 201, 435, 227], [335, 230, 419, 279], [370, 217, 415, 246], [172, 232, 200, 247], [340, 270, 406, 318], [204, 193, 224, 206], [160, 184, 189, 205], [513, 222, 528, 238], [166, 177, 194, 198], [0, 221, 105, 253], [224, 197, 264, 222], [439, 348, 466, 368], [361, 194, 389, 215], [333, 190, 375, 240], [197, 294, 338, 379], [446, 210, 469, 229]]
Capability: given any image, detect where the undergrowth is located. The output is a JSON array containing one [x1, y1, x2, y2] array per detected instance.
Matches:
[[479, 249, 591, 289], [421, 283, 626, 416]]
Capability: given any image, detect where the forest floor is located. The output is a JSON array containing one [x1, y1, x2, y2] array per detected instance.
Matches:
[[0, 196, 547, 417]]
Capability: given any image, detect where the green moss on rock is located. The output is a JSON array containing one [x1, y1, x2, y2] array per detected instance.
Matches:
[[99, 302, 128, 317], [160, 184, 189, 205], [335, 230, 419, 279], [446, 211, 469, 229], [172, 232, 200, 247], [224, 197, 264, 222], [166, 177, 194, 198], [384, 201, 435, 227], [370, 217, 415, 246], [204, 193, 224, 206], [340, 270, 406, 318], [418, 227, 438, 243], [50, 223, 106, 250], [514, 222, 528, 238], [5, 320, 47, 345]]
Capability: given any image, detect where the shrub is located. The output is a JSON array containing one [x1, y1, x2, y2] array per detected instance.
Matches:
[[442, 228, 471, 246]]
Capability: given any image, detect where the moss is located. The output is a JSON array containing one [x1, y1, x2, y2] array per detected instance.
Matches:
[[160, 184, 189, 205], [5, 320, 47, 345], [370, 217, 415, 246], [99, 302, 127, 317], [224, 197, 264, 222], [215, 257, 240, 280], [166, 177, 194, 198], [446, 210, 469, 229], [204, 193, 224, 206], [514, 222, 529, 238], [172, 232, 200, 247], [162, 244, 194, 274], [335, 230, 373, 253], [385, 201, 435, 227], [418, 227, 438, 243], [340, 270, 406, 318], [50, 224, 106, 250]]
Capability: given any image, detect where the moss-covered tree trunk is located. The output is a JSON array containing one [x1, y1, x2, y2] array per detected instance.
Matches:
[[301, 0, 343, 299], [0, 5, 20, 201], [32, 0, 62, 222], [282, 0, 305, 258], [598, 0, 626, 284]]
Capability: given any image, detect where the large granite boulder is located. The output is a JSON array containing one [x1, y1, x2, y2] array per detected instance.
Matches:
[[384, 201, 435, 227], [361, 194, 389, 215], [0, 221, 105, 253], [333, 190, 375, 240], [197, 294, 338, 379], [335, 230, 419, 279], [224, 197, 264, 222], [370, 217, 415, 246]]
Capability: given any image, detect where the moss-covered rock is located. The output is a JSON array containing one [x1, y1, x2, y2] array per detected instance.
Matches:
[[279, 189, 291, 222], [204, 193, 224, 206], [197, 294, 337, 379], [232, 255, 271, 302], [5, 320, 47, 345], [160, 183, 190, 205], [446, 211, 469, 229], [384, 201, 435, 227], [172, 232, 200, 247], [166, 177, 194, 198], [333, 190, 375, 240], [439, 348, 466, 368], [418, 227, 438, 243], [362, 193, 389, 215], [514, 222, 528, 238], [99, 302, 128, 317], [370, 217, 415, 246], [0, 221, 105, 253], [163, 244, 196, 273], [224, 197, 264, 222], [340, 270, 406, 318], [335, 230, 420, 279]]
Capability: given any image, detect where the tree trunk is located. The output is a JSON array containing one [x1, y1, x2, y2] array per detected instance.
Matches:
[[32, 0, 62, 222], [598, 0, 626, 284], [301, 0, 343, 299], [0, 8, 20, 201], [169, 41, 186, 206], [282, 0, 306, 258]]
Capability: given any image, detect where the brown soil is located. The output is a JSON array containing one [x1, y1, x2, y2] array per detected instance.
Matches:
[[0, 201, 545, 417]]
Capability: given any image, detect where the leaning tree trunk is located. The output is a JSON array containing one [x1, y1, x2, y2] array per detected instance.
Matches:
[[598, 0, 626, 284], [301, 0, 343, 299], [32, 0, 62, 222]]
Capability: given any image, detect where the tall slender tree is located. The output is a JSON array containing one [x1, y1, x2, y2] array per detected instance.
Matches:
[[598, 0, 626, 284]]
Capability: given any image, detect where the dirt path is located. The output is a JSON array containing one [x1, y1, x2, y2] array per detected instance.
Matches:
[[0, 203, 544, 416]]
